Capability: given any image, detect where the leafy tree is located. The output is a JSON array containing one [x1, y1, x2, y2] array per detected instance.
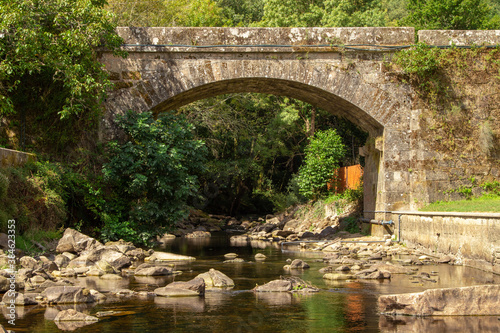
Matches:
[[106, 0, 231, 27], [321, 0, 386, 27], [0, 0, 125, 119], [402, 0, 496, 30], [100, 110, 206, 243], [259, 0, 324, 27], [216, 0, 265, 26], [298, 129, 345, 199]]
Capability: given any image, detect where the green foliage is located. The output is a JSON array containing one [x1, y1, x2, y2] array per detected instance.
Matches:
[[321, 0, 386, 27], [402, 0, 497, 31], [421, 196, 500, 212], [259, 0, 324, 27], [107, 0, 231, 26], [0, 0, 125, 119], [0, 162, 68, 235], [298, 129, 346, 199], [393, 43, 443, 79], [481, 180, 500, 196], [216, 0, 264, 26], [343, 216, 359, 234], [324, 187, 364, 204], [100, 110, 207, 243]]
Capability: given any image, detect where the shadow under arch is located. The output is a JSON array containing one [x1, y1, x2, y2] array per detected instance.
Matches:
[[150, 78, 384, 137], [149, 77, 381, 214]]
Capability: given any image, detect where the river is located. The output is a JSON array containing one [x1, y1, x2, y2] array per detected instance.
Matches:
[[2, 233, 500, 332]]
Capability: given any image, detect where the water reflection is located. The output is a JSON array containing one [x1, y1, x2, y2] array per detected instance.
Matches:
[[379, 315, 500, 333], [154, 296, 206, 312], [255, 291, 294, 306], [73, 276, 130, 292], [1, 234, 499, 333]]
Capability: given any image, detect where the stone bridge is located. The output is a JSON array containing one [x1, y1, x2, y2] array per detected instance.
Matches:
[[100, 27, 500, 214]]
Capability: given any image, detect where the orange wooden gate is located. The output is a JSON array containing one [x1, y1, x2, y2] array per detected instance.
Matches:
[[328, 164, 363, 193]]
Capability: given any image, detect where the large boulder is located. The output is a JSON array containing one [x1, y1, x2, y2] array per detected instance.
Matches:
[[54, 309, 98, 322], [195, 268, 234, 289], [104, 240, 135, 254], [41, 286, 95, 304], [19, 256, 39, 270], [145, 251, 195, 262], [185, 231, 211, 238], [0, 276, 9, 292], [378, 284, 500, 316], [134, 263, 173, 276], [54, 309, 98, 331], [285, 259, 310, 270], [164, 278, 205, 295], [254, 280, 292, 292], [56, 228, 102, 254], [2, 292, 39, 305], [86, 248, 131, 271], [154, 278, 205, 297], [154, 288, 200, 297]]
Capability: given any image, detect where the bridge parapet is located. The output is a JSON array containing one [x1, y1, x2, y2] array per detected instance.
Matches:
[[419, 30, 500, 46], [116, 27, 415, 49]]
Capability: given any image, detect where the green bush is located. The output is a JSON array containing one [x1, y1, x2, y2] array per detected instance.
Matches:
[[99, 110, 207, 244], [0, 162, 68, 236], [298, 129, 345, 199]]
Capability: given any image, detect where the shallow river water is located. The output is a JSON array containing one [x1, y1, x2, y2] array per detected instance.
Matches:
[[2, 233, 500, 332]]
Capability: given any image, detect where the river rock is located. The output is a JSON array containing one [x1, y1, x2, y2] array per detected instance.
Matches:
[[86, 248, 131, 271], [335, 265, 351, 272], [56, 228, 103, 254], [0, 233, 8, 250], [195, 268, 234, 288], [42, 286, 95, 304], [154, 288, 200, 297], [224, 258, 245, 263], [379, 284, 500, 316], [223, 253, 238, 259], [125, 248, 147, 261], [185, 231, 211, 238], [370, 262, 411, 274], [163, 278, 205, 295], [54, 309, 98, 322], [254, 253, 267, 260], [437, 255, 452, 263], [19, 256, 39, 270], [254, 280, 292, 292], [53, 255, 70, 269], [54, 309, 98, 331], [283, 219, 301, 231], [2, 291, 39, 305], [134, 263, 173, 276], [318, 226, 339, 238], [0, 276, 9, 292], [145, 251, 196, 262], [104, 239, 135, 254], [94, 259, 117, 274], [288, 259, 310, 269], [357, 268, 391, 279]]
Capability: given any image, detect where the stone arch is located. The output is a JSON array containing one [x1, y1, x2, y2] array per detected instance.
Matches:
[[103, 58, 410, 139], [101, 44, 414, 213]]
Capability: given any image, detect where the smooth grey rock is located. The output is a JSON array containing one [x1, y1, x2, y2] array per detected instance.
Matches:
[[254, 280, 292, 292], [379, 284, 500, 316]]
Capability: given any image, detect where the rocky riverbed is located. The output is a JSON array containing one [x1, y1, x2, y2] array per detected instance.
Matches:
[[1, 214, 499, 331]]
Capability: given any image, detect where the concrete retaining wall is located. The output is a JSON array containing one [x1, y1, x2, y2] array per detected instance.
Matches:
[[0, 147, 36, 167], [368, 211, 500, 274]]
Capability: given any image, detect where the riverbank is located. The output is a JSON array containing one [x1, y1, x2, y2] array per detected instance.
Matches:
[[1, 227, 499, 332]]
